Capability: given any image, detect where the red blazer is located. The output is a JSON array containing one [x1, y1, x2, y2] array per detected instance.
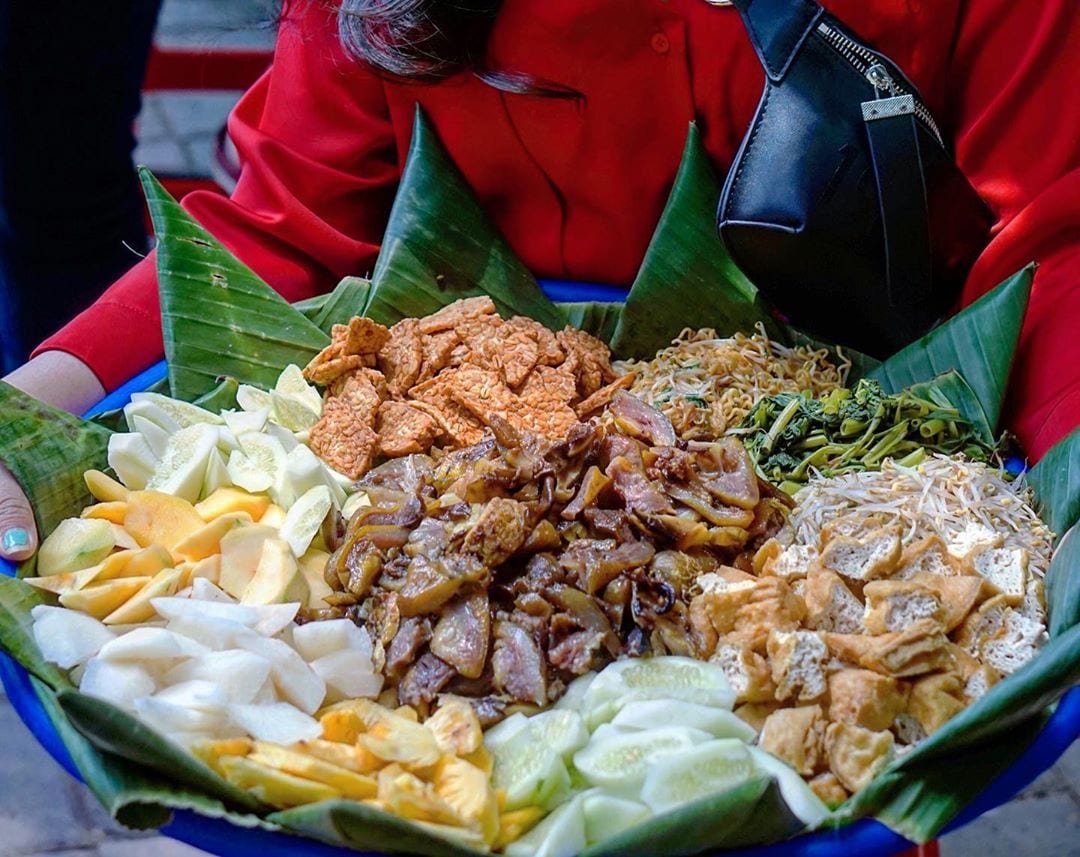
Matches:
[[39, 0, 1080, 460]]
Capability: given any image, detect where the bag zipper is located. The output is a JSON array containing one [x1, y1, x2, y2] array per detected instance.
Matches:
[[816, 20, 943, 145]]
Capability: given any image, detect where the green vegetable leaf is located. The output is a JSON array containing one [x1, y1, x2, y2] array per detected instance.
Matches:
[[1045, 525, 1080, 638], [609, 123, 780, 359], [582, 777, 801, 857], [558, 302, 624, 343], [364, 109, 563, 330], [868, 265, 1034, 431], [310, 277, 374, 334], [906, 370, 994, 445], [1027, 426, 1080, 543], [140, 169, 330, 401], [0, 381, 111, 536], [0, 577, 72, 690]]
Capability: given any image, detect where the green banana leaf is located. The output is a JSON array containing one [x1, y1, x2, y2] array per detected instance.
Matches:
[[293, 293, 331, 321], [906, 370, 995, 446], [194, 377, 240, 414], [363, 109, 563, 330], [581, 777, 801, 857], [1027, 426, 1080, 544], [609, 124, 780, 359], [1045, 525, 1080, 638], [0, 577, 72, 690], [0, 381, 111, 537], [558, 301, 624, 343], [868, 265, 1034, 431], [310, 277, 375, 334], [140, 169, 330, 401]]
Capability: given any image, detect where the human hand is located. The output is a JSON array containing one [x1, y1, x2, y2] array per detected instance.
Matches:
[[0, 351, 105, 561]]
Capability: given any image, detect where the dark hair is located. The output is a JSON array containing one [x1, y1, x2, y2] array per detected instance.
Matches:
[[335, 0, 578, 97]]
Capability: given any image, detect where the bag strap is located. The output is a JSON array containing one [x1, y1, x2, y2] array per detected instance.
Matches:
[[728, 0, 824, 83]]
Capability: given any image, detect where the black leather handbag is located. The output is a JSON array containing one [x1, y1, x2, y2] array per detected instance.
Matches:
[[716, 0, 993, 356]]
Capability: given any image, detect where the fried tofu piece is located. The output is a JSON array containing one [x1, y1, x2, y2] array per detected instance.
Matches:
[[954, 593, 1011, 655], [1019, 576, 1047, 625], [824, 721, 894, 793], [710, 641, 776, 703], [892, 712, 928, 746], [376, 401, 440, 457], [731, 577, 808, 652], [688, 581, 758, 640], [893, 535, 961, 580], [808, 773, 849, 807], [963, 545, 1028, 606], [507, 316, 564, 366], [378, 318, 424, 397], [762, 543, 818, 582], [909, 572, 990, 632], [768, 629, 829, 702], [759, 705, 827, 776], [907, 672, 967, 735], [820, 527, 902, 582], [820, 512, 891, 545], [309, 398, 380, 480], [751, 538, 782, 576], [981, 608, 1046, 675], [827, 619, 953, 678], [946, 644, 1000, 702], [862, 580, 945, 635], [733, 701, 781, 733], [804, 567, 865, 634], [828, 668, 908, 732], [575, 374, 636, 418], [418, 296, 497, 334]]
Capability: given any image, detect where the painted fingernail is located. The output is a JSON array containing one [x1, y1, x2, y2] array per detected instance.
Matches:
[[1, 528, 30, 553]]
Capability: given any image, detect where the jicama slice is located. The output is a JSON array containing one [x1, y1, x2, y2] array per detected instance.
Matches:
[[146, 424, 220, 502], [310, 649, 383, 702], [236, 634, 325, 714], [31, 605, 115, 668], [108, 432, 159, 490], [582, 792, 650, 846], [151, 595, 261, 627], [165, 650, 272, 705], [190, 578, 235, 603], [131, 414, 172, 459], [639, 739, 756, 815], [228, 702, 321, 745], [97, 627, 209, 662], [130, 391, 223, 428], [154, 679, 229, 714], [491, 729, 572, 811], [236, 384, 273, 414], [279, 485, 332, 558], [291, 619, 373, 662], [611, 700, 756, 742], [747, 746, 830, 828], [37, 518, 115, 576], [582, 656, 735, 728], [572, 726, 712, 797], [135, 695, 228, 736], [505, 793, 586, 857], [80, 658, 156, 711]]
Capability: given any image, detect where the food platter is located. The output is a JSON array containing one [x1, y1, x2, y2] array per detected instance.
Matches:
[[0, 115, 1077, 857]]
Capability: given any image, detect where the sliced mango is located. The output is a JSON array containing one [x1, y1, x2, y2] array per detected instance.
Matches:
[[124, 544, 174, 577], [219, 755, 340, 808], [123, 491, 204, 551], [250, 742, 377, 800], [196, 487, 272, 523], [259, 504, 287, 529], [84, 469, 129, 502], [59, 577, 150, 619], [81, 502, 128, 525], [191, 738, 254, 776], [103, 566, 183, 625], [109, 524, 140, 551], [172, 512, 251, 562]]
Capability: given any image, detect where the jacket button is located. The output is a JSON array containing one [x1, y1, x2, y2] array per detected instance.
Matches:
[[650, 32, 670, 54]]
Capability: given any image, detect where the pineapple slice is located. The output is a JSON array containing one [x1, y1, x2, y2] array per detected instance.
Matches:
[[395, 705, 420, 723], [377, 766, 461, 826], [191, 738, 254, 776], [294, 738, 382, 775], [495, 806, 547, 848], [84, 469, 130, 503], [426, 700, 483, 756], [318, 698, 385, 743], [361, 714, 441, 770], [433, 756, 499, 843], [249, 742, 376, 800], [463, 745, 494, 777], [220, 755, 340, 808], [81, 501, 128, 525]]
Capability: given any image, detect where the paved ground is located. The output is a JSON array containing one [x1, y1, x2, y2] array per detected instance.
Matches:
[[2, 0, 1076, 855]]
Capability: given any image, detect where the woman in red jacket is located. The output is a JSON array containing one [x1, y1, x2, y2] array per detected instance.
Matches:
[[2, 0, 1079, 559]]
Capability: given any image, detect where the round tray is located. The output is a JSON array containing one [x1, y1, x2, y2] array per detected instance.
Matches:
[[4, 280, 1078, 856]]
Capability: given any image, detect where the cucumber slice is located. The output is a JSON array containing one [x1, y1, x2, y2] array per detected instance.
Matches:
[[582, 791, 650, 846], [130, 414, 173, 459], [747, 746, 830, 828], [280, 485, 332, 558], [640, 738, 756, 815], [524, 709, 590, 761], [555, 671, 596, 713], [275, 365, 322, 413], [237, 434, 291, 505], [130, 391, 222, 427], [264, 421, 300, 452], [223, 407, 270, 438], [572, 725, 712, 796], [491, 728, 572, 811], [612, 700, 756, 742], [123, 399, 182, 434], [286, 445, 346, 509], [203, 449, 231, 497], [227, 450, 273, 494], [236, 384, 273, 413], [505, 794, 586, 857], [272, 391, 320, 433], [483, 712, 530, 752], [582, 656, 735, 728], [108, 432, 160, 490], [147, 424, 220, 502]]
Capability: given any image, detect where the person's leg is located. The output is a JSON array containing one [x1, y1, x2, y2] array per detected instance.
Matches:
[[0, 0, 163, 372]]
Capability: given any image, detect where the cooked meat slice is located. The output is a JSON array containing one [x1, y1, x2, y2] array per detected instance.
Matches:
[[309, 398, 380, 479], [462, 497, 532, 567], [583, 508, 636, 542], [491, 619, 547, 705], [575, 374, 636, 417], [507, 316, 564, 366], [698, 438, 761, 510], [431, 593, 491, 679], [385, 617, 431, 680], [549, 630, 607, 674], [558, 538, 656, 594], [376, 400, 440, 457], [608, 391, 678, 446], [606, 455, 673, 516], [378, 318, 424, 396], [418, 296, 497, 334], [398, 556, 465, 617], [561, 466, 613, 519], [398, 652, 456, 706]]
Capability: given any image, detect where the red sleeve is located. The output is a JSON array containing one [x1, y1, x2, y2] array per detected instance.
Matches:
[[35, 1, 399, 391], [948, 0, 1080, 460]]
